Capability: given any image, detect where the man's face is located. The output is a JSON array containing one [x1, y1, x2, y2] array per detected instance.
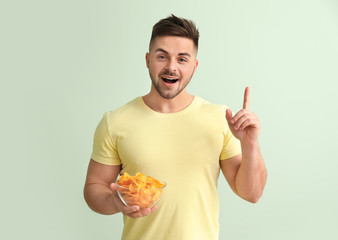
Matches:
[[146, 36, 198, 99]]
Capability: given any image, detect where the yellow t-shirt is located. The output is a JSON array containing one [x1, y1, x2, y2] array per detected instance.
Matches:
[[91, 96, 241, 240]]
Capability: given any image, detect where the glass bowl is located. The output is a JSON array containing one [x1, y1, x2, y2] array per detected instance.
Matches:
[[116, 177, 167, 209]]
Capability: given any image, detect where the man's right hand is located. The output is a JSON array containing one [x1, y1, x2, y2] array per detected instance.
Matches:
[[110, 183, 158, 218], [84, 159, 158, 217]]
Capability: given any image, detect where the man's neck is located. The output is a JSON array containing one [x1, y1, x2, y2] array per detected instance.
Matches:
[[142, 90, 194, 114]]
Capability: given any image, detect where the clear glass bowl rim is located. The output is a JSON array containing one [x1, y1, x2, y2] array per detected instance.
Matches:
[[115, 177, 167, 191]]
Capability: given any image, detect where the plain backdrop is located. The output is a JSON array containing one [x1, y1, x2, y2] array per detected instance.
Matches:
[[1, 0, 337, 239]]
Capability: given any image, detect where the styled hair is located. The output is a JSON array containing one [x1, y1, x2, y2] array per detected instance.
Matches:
[[149, 14, 199, 50]]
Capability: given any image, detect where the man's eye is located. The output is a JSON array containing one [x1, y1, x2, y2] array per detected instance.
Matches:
[[158, 55, 166, 60], [179, 58, 187, 62]]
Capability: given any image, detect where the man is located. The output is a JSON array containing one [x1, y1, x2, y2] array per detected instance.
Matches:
[[84, 14, 267, 240]]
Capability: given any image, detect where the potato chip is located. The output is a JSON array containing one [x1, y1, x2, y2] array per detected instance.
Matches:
[[116, 172, 166, 208]]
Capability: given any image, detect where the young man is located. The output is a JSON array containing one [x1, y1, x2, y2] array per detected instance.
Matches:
[[84, 14, 267, 240]]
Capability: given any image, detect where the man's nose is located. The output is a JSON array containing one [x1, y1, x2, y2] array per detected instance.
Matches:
[[165, 58, 177, 73]]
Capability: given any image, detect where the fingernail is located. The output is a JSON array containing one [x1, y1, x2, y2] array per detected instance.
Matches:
[[145, 208, 151, 214]]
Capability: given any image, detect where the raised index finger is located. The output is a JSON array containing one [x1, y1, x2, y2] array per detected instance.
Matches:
[[243, 86, 250, 110]]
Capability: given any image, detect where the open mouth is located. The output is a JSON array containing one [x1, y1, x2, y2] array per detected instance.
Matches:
[[161, 77, 178, 84]]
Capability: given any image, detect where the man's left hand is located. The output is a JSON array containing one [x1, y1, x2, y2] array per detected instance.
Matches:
[[225, 87, 260, 146]]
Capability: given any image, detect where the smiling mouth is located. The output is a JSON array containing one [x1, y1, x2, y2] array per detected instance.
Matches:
[[161, 77, 178, 83]]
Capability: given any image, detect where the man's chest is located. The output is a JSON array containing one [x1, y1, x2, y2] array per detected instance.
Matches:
[[115, 117, 224, 178]]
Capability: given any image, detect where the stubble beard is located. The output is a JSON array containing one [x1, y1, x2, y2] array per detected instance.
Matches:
[[148, 67, 195, 99]]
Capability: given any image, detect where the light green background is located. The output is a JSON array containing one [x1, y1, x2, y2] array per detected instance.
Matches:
[[1, 0, 337, 239]]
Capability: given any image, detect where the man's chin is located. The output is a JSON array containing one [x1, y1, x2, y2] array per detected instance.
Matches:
[[151, 80, 185, 99], [157, 88, 182, 99]]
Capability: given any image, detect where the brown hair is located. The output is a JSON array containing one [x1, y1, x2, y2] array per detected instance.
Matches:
[[149, 14, 199, 50]]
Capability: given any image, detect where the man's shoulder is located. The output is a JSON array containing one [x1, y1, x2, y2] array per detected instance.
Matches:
[[195, 96, 229, 113]]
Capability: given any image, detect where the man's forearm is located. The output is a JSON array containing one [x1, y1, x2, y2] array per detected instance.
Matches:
[[84, 183, 119, 215], [235, 142, 267, 203]]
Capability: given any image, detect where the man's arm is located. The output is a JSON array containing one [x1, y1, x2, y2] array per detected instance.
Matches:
[[220, 149, 267, 203], [221, 87, 267, 203], [83, 159, 121, 214], [83, 159, 158, 217]]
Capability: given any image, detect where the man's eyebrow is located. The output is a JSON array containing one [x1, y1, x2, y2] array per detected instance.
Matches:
[[154, 48, 191, 58], [154, 48, 169, 54], [178, 52, 191, 58]]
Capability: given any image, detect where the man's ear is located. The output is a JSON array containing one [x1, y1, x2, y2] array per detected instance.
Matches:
[[145, 52, 150, 68], [193, 59, 199, 74]]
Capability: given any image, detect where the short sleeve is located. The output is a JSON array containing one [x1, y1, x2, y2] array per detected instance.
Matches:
[[90, 113, 121, 165]]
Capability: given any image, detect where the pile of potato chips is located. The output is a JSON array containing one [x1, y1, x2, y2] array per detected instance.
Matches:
[[116, 172, 166, 208]]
